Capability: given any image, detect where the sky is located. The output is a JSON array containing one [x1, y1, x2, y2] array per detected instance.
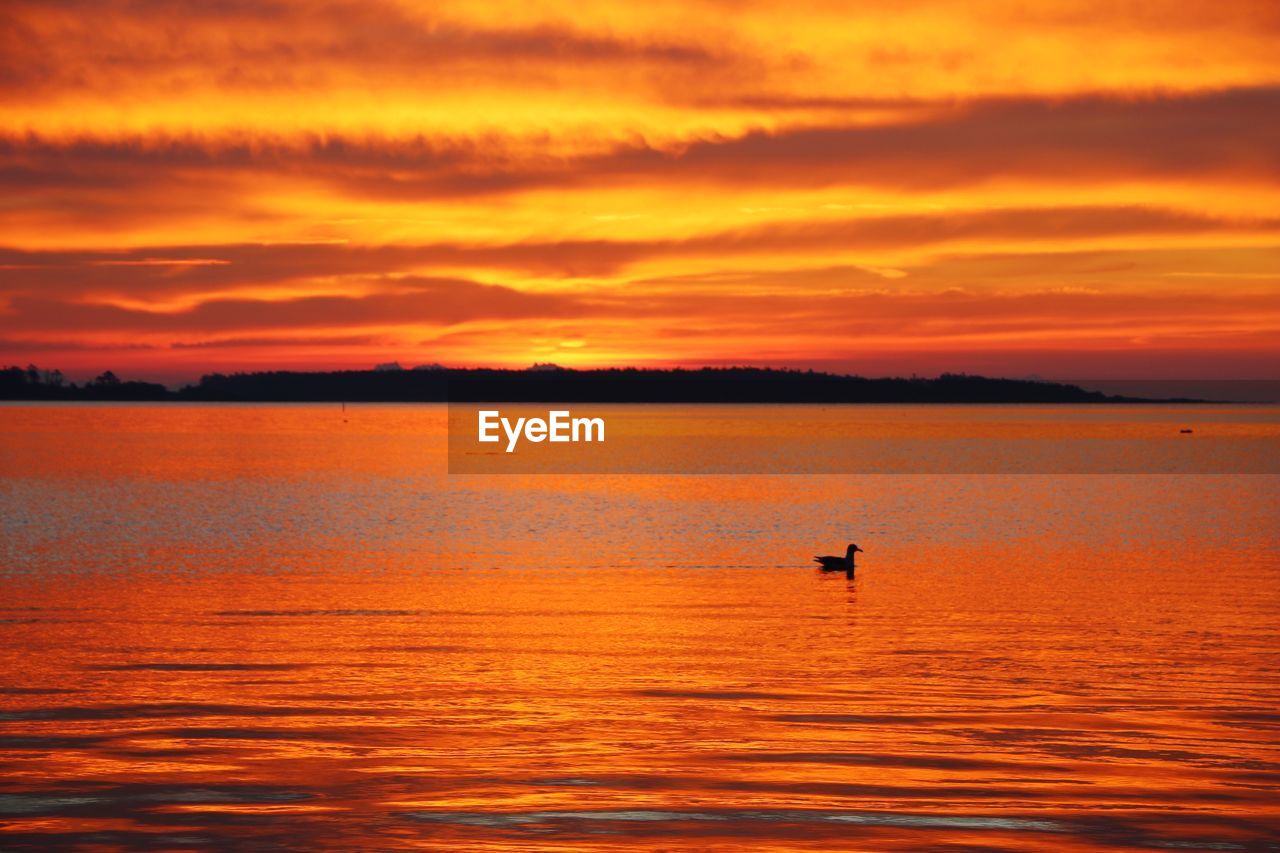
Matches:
[[2, 0, 1278, 383]]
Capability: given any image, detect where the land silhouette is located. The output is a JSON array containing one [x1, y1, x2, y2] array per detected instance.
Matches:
[[2, 363, 1184, 403], [0, 366, 170, 401]]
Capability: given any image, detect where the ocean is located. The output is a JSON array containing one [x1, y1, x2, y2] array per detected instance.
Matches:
[[2, 403, 1278, 850]]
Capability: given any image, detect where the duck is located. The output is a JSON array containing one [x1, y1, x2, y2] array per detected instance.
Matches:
[[814, 543, 863, 571]]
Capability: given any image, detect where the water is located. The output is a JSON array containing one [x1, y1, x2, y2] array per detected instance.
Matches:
[[2, 403, 1278, 850]]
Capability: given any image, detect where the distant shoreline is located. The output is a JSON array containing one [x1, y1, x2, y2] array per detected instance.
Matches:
[[2, 365, 1211, 404]]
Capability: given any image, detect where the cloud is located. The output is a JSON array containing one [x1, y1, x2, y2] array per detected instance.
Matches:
[[5, 276, 1275, 342], [3, 205, 1275, 298], [0, 0, 729, 100], [591, 88, 1280, 192], [169, 334, 385, 349], [0, 336, 156, 353], [0, 276, 590, 334], [4, 87, 1278, 200], [2, 1, 1277, 377]]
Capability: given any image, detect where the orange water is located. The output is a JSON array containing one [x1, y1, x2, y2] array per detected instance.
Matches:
[[2, 404, 1278, 850]]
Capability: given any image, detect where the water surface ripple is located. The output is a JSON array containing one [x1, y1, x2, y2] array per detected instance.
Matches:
[[1, 403, 1278, 850]]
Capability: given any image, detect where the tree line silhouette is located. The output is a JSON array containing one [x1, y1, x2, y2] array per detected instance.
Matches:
[[1, 364, 1155, 403], [0, 365, 169, 400]]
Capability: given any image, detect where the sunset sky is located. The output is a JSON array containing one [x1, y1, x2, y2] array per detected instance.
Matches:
[[2, 0, 1278, 382]]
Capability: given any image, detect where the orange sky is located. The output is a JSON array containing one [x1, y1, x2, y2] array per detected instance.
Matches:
[[2, 0, 1279, 382]]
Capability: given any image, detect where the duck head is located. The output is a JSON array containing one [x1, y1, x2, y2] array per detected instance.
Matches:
[[846, 543, 864, 556]]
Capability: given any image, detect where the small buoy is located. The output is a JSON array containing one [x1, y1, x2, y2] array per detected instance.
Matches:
[[1180, 428, 1193, 434]]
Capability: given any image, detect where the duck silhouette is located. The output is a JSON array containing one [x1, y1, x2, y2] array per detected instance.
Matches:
[[814, 543, 863, 572]]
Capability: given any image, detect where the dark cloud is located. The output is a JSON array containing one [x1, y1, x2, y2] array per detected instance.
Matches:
[[4, 276, 1275, 342], [170, 334, 384, 349], [0, 0, 727, 98], [0, 277, 590, 334], [677, 206, 1280, 254], [3, 87, 1277, 215], [2, 205, 1274, 298], [247, 87, 1280, 196], [612, 87, 1280, 191], [0, 337, 156, 352]]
